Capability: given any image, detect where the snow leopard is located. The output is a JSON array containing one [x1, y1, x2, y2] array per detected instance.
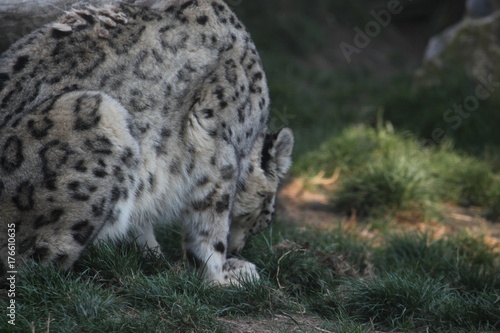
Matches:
[[0, 0, 294, 285]]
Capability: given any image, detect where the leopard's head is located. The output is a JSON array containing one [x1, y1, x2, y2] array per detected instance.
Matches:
[[229, 128, 294, 254]]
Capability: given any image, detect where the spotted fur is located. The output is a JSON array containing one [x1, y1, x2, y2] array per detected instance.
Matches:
[[0, 0, 293, 284]]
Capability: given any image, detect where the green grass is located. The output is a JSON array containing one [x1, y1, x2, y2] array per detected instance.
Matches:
[[377, 233, 500, 292], [485, 179, 500, 220], [297, 123, 498, 219], [1, 223, 499, 332]]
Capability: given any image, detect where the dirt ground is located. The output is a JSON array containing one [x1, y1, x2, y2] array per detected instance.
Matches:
[[278, 177, 500, 251], [219, 314, 328, 333]]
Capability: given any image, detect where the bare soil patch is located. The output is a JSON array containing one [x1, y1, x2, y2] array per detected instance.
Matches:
[[218, 314, 327, 333], [277, 177, 500, 251]]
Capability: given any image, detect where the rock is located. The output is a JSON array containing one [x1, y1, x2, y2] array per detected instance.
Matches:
[[466, 0, 494, 17], [418, 9, 500, 86], [0, 0, 115, 54]]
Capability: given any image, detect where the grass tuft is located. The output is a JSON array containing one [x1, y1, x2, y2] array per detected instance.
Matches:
[[342, 272, 450, 329], [298, 123, 499, 219], [485, 178, 500, 220], [377, 232, 500, 292]]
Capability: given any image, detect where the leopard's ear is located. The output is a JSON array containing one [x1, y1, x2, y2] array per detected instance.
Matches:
[[261, 128, 294, 179]]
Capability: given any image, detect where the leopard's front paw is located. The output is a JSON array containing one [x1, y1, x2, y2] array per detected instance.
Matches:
[[215, 258, 260, 286]]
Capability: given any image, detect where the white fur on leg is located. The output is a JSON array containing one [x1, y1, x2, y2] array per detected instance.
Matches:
[[131, 223, 162, 256]]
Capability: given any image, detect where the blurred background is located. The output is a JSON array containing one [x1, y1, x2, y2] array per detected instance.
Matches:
[[231, 0, 500, 225]]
